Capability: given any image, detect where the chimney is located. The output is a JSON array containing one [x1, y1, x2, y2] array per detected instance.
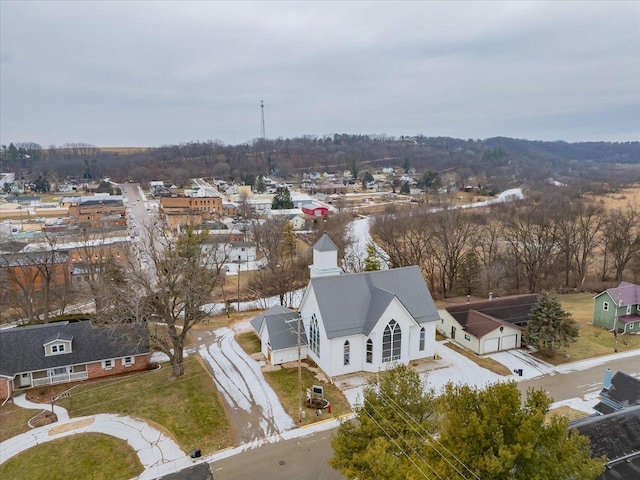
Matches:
[[603, 368, 613, 390], [489, 292, 493, 301]]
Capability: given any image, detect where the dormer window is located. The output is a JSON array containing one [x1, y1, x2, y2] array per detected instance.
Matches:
[[44, 332, 73, 356]]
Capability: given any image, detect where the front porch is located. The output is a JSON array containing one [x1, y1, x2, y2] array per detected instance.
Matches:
[[31, 371, 89, 387]]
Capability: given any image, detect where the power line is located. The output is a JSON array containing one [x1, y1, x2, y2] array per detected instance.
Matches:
[[375, 388, 479, 480], [362, 398, 435, 480]]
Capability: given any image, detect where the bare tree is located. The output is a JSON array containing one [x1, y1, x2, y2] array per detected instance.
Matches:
[[473, 219, 506, 294], [98, 224, 222, 378], [428, 208, 475, 297], [571, 201, 604, 288], [251, 218, 308, 306], [0, 246, 69, 324], [602, 205, 640, 282], [502, 204, 559, 293]]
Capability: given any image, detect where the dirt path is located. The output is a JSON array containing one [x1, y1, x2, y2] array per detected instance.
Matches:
[[195, 327, 294, 445]]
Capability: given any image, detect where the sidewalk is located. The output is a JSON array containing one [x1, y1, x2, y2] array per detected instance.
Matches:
[[1, 394, 192, 478]]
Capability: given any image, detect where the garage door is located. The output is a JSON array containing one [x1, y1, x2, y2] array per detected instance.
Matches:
[[484, 337, 499, 353], [501, 334, 517, 350]]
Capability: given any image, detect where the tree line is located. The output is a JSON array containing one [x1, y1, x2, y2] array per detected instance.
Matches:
[[371, 189, 640, 298]]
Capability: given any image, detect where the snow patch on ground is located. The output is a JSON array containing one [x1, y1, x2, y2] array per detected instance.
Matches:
[[199, 327, 295, 434]]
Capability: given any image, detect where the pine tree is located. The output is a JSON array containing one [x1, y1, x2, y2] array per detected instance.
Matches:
[[524, 292, 579, 357], [363, 242, 380, 271], [271, 186, 293, 209]]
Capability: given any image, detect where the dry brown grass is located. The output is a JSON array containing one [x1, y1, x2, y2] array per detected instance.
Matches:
[[444, 342, 512, 376], [585, 184, 640, 210], [99, 147, 150, 154], [547, 406, 589, 423]]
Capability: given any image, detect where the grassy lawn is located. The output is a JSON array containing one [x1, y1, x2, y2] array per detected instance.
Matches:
[[444, 342, 512, 376], [57, 356, 232, 454], [236, 331, 262, 355], [532, 293, 640, 365], [0, 433, 143, 480], [264, 365, 353, 426], [0, 401, 42, 443]]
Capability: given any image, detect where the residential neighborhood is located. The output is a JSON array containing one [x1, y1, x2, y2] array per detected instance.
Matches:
[[1, 3, 639, 476], [1, 167, 639, 479]]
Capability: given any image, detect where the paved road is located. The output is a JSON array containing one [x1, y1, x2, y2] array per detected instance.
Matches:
[[205, 352, 640, 480], [210, 429, 343, 480], [516, 353, 640, 402]]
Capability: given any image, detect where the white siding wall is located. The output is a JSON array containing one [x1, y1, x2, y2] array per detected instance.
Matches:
[[271, 346, 308, 366], [479, 325, 521, 354], [299, 288, 438, 377]]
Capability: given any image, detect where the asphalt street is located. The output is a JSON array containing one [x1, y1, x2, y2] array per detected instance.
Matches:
[[516, 353, 640, 402], [205, 352, 639, 480], [210, 430, 343, 480]]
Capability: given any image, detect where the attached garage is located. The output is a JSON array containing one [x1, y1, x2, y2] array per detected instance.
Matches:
[[501, 334, 518, 350], [483, 337, 500, 353]]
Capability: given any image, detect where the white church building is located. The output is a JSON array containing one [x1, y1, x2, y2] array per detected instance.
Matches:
[[251, 234, 440, 379]]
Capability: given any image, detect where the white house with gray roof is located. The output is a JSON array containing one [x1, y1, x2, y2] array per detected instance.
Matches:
[[296, 234, 440, 378], [250, 305, 307, 365]]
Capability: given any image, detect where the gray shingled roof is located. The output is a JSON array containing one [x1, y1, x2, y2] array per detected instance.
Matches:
[[250, 305, 307, 350], [600, 371, 640, 411], [313, 234, 337, 253], [308, 266, 439, 339], [572, 405, 640, 464], [0, 321, 149, 377]]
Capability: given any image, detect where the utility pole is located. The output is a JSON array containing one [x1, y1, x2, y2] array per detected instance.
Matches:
[[260, 100, 266, 139], [286, 313, 304, 423], [614, 293, 620, 353], [237, 262, 241, 312], [297, 313, 302, 422]]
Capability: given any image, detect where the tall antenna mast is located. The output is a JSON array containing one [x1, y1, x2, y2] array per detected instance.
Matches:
[[260, 100, 266, 139]]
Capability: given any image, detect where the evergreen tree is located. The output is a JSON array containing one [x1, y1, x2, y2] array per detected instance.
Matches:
[[402, 157, 411, 173], [455, 251, 482, 295], [429, 382, 603, 480], [271, 186, 293, 209], [254, 175, 266, 193], [524, 292, 579, 357], [363, 242, 381, 271], [361, 171, 374, 189], [330, 364, 436, 479], [400, 181, 410, 194]]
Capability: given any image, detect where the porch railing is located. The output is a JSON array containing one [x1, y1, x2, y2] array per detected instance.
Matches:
[[31, 371, 89, 387]]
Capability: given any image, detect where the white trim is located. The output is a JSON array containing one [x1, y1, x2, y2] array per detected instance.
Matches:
[[102, 359, 114, 370]]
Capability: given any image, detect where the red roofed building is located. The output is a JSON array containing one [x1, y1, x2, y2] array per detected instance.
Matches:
[[302, 203, 330, 217]]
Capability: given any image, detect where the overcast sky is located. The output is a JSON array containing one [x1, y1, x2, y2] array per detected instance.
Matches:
[[1, 1, 639, 147]]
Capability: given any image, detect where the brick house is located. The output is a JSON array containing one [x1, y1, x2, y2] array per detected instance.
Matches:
[[0, 321, 151, 400]]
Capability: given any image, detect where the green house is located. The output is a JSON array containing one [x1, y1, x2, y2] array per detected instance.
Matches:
[[593, 282, 640, 333]]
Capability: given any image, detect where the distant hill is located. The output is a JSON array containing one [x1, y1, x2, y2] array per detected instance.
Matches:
[[2, 136, 639, 192]]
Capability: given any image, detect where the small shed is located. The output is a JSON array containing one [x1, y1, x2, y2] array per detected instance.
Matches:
[[250, 305, 308, 365]]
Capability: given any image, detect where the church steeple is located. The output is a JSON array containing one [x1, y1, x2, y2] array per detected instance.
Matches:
[[309, 234, 342, 278]]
